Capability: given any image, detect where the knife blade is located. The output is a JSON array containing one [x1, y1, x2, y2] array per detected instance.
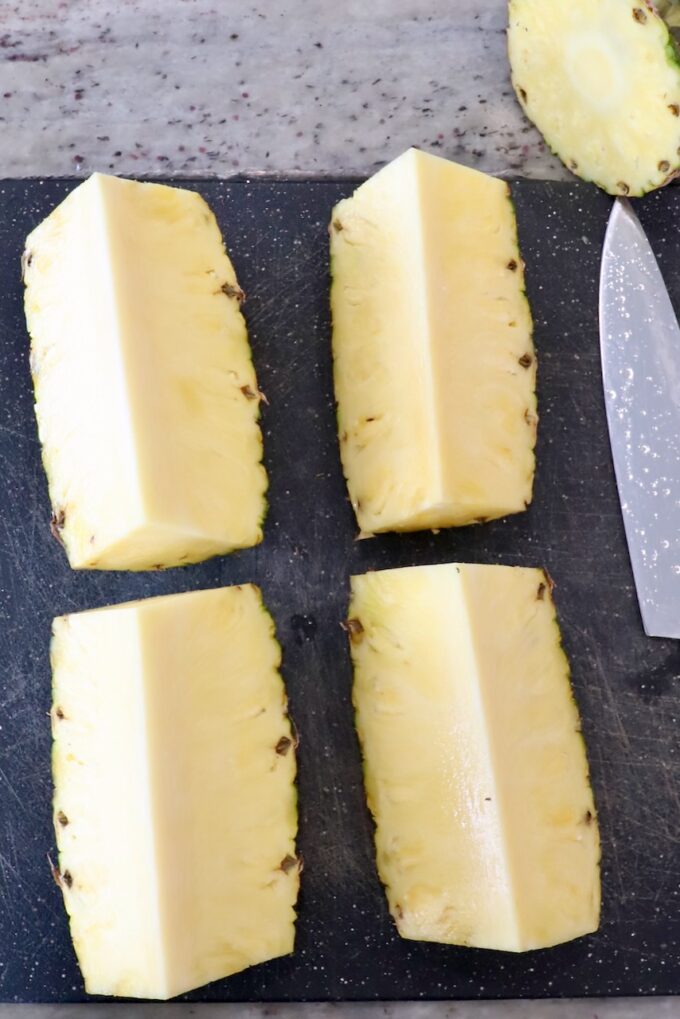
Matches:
[[600, 198, 680, 638]]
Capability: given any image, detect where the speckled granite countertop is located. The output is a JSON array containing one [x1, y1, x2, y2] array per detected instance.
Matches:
[[0, 0, 568, 180], [0, 0, 675, 1016], [1, 1002, 679, 1017]]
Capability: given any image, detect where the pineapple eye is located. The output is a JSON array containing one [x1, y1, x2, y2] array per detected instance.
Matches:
[[275, 736, 292, 756]]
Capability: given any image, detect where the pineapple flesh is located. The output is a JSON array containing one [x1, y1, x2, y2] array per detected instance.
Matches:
[[508, 0, 680, 196], [51, 585, 298, 999], [330, 148, 536, 535], [23, 174, 267, 570], [349, 563, 600, 952]]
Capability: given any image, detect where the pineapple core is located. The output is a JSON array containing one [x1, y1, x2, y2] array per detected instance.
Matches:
[[51, 585, 298, 999], [23, 173, 266, 570], [349, 563, 600, 952], [330, 148, 536, 534]]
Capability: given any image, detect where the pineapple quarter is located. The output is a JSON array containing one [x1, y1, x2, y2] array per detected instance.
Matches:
[[330, 148, 536, 535], [23, 173, 267, 570], [508, 0, 680, 196], [51, 585, 298, 1000], [349, 563, 600, 952]]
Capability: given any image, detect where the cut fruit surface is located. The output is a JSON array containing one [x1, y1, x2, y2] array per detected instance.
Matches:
[[349, 562, 600, 952], [51, 585, 298, 999], [508, 0, 680, 196], [330, 148, 536, 535], [24, 174, 267, 570]]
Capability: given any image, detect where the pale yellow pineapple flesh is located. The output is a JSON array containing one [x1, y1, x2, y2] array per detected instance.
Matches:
[[51, 585, 298, 999], [24, 173, 266, 570], [349, 563, 600, 952], [330, 148, 536, 535], [508, 0, 680, 196]]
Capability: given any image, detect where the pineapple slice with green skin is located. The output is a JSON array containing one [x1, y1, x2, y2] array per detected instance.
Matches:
[[508, 0, 680, 196], [330, 148, 536, 536], [51, 585, 299, 1000], [349, 563, 600, 952], [24, 173, 267, 570]]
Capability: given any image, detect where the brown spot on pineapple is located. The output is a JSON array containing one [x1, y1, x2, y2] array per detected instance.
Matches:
[[20, 249, 33, 281], [240, 384, 269, 405], [341, 617, 365, 643], [518, 87, 527, 102], [617, 182, 630, 196], [507, 259, 518, 272], [543, 568, 556, 593], [275, 735, 292, 756], [151, 563, 163, 571], [279, 854, 299, 874], [55, 706, 65, 720], [583, 809, 594, 826], [331, 219, 343, 233], [518, 353, 533, 369], [670, 104, 680, 117], [537, 582, 546, 601], [524, 408, 538, 427], [48, 856, 72, 890], [221, 281, 245, 302], [394, 903, 404, 920], [56, 811, 69, 827], [568, 159, 578, 171], [89, 535, 95, 544], [632, 7, 647, 22], [659, 160, 671, 173], [340, 430, 348, 443], [50, 509, 66, 547]]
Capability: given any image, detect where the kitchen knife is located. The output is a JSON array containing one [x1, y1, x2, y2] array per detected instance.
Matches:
[[600, 198, 680, 638]]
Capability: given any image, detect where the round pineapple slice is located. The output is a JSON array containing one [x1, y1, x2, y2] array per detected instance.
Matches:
[[508, 0, 680, 196]]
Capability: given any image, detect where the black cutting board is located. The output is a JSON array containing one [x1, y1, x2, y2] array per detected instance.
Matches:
[[0, 176, 678, 1003]]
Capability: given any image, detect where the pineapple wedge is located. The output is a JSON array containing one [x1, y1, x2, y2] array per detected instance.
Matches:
[[330, 148, 536, 535], [349, 563, 600, 952], [51, 585, 298, 999], [23, 174, 267, 570], [508, 0, 680, 196]]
